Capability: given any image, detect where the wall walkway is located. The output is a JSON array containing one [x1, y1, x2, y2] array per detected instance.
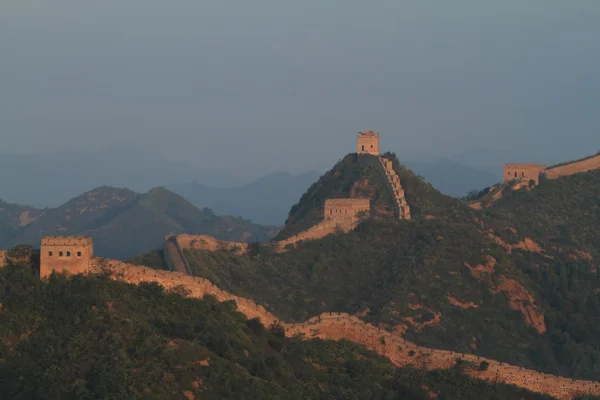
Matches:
[[544, 154, 600, 180], [379, 157, 411, 220]]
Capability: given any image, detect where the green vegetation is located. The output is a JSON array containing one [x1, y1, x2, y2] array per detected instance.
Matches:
[[484, 169, 600, 258], [179, 155, 600, 381], [0, 263, 551, 400], [126, 249, 169, 270]]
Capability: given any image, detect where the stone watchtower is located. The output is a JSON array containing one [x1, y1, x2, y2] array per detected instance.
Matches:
[[40, 236, 93, 278], [357, 130, 380, 155]]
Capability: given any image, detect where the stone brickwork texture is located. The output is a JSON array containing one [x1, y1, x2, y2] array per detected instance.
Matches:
[[357, 130, 380, 155], [503, 164, 548, 184], [324, 198, 370, 218], [379, 157, 411, 219], [40, 236, 93, 278], [544, 154, 600, 179]]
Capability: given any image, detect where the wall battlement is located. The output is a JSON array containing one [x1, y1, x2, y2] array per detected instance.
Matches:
[[41, 236, 93, 247], [40, 235, 93, 278], [324, 198, 370, 218], [357, 130, 380, 155]]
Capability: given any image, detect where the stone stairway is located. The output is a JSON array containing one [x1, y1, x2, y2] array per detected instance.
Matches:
[[379, 157, 411, 220]]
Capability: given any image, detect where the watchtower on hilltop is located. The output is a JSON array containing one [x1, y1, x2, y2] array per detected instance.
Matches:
[[357, 130, 380, 155], [40, 236, 93, 278]]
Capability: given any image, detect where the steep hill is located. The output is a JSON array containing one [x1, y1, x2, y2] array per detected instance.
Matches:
[[178, 153, 600, 382], [0, 263, 552, 400], [2, 187, 277, 259], [274, 153, 398, 240]]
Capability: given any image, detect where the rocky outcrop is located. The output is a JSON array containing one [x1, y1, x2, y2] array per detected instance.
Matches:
[[497, 277, 546, 334], [379, 157, 411, 220]]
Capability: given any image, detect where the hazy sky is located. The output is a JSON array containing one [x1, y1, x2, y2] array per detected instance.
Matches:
[[1, 1, 599, 177]]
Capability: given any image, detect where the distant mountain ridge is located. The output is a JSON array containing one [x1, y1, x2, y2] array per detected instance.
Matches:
[[168, 170, 321, 225], [0, 186, 277, 259]]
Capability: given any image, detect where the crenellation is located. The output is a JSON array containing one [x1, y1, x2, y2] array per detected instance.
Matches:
[[40, 235, 93, 278], [357, 130, 380, 155]]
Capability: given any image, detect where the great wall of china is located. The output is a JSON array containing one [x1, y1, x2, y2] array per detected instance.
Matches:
[[2, 133, 600, 398], [469, 152, 600, 210], [163, 132, 412, 261], [90, 258, 600, 400], [504, 152, 600, 184]]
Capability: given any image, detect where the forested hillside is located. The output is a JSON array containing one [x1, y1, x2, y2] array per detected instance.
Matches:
[[0, 263, 552, 400], [178, 153, 600, 381], [482, 169, 600, 258]]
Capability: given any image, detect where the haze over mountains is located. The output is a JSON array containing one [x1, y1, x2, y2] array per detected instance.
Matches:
[[0, 145, 550, 225], [0, 186, 276, 260]]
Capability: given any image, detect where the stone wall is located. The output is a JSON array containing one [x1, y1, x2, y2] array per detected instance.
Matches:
[[544, 154, 600, 179], [379, 157, 411, 219], [324, 198, 370, 219], [176, 234, 248, 254], [163, 235, 188, 274], [40, 236, 93, 278], [277, 216, 357, 249], [0, 251, 6, 268], [502, 154, 600, 185], [503, 164, 548, 184], [93, 258, 280, 326], [92, 258, 600, 400], [357, 130, 380, 155]]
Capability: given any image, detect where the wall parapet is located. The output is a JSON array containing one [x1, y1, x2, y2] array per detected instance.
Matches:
[[41, 236, 93, 246]]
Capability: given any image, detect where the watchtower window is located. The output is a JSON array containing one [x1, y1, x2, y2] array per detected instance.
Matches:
[[371, 145, 373, 148], [77, 251, 82, 257], [59, 251, 64, 256], [66, 251, 71, 256], [48, 251, 53, 256], [514, 172, 517, 177], [362, 145, 365, 151]]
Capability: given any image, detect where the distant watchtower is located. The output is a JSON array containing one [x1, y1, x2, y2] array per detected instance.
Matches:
[[357, 130, 380, 155], [40, 236, 93, 278]]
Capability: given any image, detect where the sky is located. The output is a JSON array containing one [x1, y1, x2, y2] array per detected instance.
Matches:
[[1, 0, 599, 178]]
